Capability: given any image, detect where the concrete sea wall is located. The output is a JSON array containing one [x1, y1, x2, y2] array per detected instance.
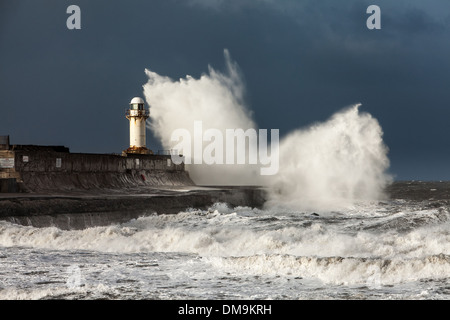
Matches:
[[0, 187, 267, 229], [0, 145, 268, 230], [0, 146, 193, 192]]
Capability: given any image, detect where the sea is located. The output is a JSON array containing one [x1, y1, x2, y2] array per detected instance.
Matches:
[[0, 182, 449, 301]]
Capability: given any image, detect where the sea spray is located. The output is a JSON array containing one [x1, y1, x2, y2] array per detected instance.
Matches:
[[265, 104, 393, 212], [143, 49, 261, 185], [142, 50, 392, 209]]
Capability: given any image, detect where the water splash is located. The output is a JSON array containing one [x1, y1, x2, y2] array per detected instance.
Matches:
[[265, 104, 392, 212], [142, 50, 392, 209], [143, 49, 261, 185]]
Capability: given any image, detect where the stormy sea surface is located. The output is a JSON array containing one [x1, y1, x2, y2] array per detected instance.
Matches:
[[0, 181, 449, 300]]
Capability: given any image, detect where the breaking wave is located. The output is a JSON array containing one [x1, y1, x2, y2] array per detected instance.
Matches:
[[143, 50, 392, 211]]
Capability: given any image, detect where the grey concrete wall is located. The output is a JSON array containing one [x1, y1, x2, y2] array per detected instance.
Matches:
[[0, 187, 267, 229], [13, 151, 184, 173], [0, 150, 20, 192], [0, 149, 193, 192]]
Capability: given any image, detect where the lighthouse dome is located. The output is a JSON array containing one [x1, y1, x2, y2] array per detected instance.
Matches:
[[130, 97, 145, 105]]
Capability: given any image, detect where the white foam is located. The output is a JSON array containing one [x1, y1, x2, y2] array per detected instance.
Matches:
[[205, 253, 450, 286], [0, 283, 115, 300], [1, 206, 448, 260], [1, 202, 449, 296]]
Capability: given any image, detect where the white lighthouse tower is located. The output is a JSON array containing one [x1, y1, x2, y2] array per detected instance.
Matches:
[[124, 97, 152, 155]]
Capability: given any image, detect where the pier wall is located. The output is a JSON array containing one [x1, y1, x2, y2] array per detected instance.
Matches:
[[0, 146, 193, 192], [0, 186, 267, 229]]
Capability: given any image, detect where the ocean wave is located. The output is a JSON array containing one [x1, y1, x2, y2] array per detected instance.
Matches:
[[1, 207, 448, 260], [205, 253, 450, 286]]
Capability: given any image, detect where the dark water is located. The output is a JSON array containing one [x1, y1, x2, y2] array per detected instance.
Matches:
[[0, 181, 449, 299]]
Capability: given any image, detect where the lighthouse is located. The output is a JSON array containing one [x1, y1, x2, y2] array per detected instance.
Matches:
[[124, 97, 152, 155]]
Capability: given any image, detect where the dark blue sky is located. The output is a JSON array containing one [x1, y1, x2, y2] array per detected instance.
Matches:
[[1, 0, 450, 180]]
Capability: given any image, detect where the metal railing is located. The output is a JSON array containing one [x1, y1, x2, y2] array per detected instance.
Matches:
[[125, 109, 149, 117]]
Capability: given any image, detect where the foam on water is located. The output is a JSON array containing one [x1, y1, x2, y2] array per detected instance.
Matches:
[[1, 207, 448, 257], [206, 253, 450, 286], [0, 201, 450, 299], [1, 201, 449, 292]]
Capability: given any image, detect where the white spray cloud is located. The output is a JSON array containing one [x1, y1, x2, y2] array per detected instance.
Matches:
[[265, 104, 392, 212], [143, 49, 264, 185], [142, 50, 392, 210]]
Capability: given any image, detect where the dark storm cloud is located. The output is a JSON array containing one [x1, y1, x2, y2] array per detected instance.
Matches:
[[1, 0, 450, 180], [190, 0, 450, 180]]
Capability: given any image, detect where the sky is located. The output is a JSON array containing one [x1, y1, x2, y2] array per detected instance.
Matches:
[[1, 0, 450, 181]]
